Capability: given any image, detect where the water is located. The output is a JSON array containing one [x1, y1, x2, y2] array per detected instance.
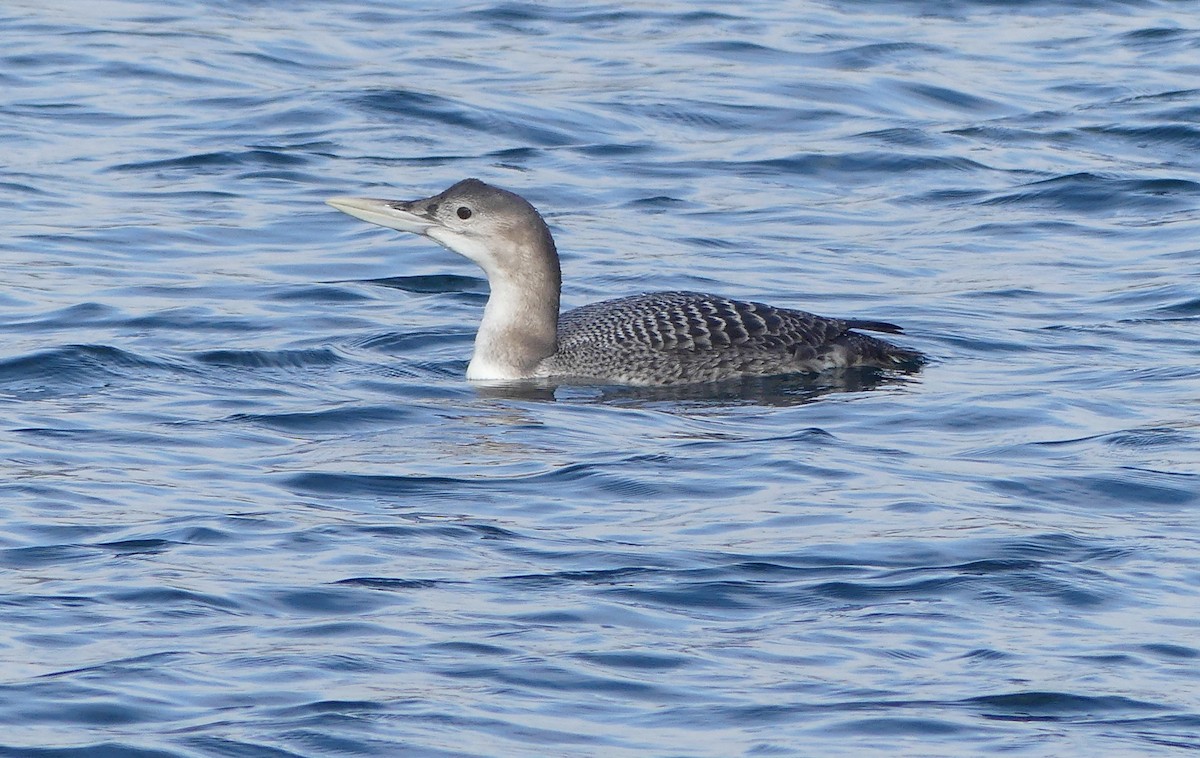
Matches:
[[2, 1, 1199, 755]]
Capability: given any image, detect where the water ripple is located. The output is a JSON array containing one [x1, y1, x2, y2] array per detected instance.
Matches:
[[1, 1, 1198, 756]]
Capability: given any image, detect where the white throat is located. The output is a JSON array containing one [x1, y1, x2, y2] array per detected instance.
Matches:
[[421, 231, 560, 382], [465, 272, 558, 381]]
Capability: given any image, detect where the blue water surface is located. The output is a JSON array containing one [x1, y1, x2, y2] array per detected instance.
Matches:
[[2, 1, 1199, 756]]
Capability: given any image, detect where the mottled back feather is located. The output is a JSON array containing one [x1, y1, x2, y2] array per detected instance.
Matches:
[[542, 291, 921, 385]]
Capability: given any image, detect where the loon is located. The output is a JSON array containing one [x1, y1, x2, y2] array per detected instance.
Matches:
[[327, 179, 923, 386]]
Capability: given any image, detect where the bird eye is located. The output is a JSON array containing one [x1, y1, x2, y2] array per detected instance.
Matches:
[[457, 206, 472, 220]]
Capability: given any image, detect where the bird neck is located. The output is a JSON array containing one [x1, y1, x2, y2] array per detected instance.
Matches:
[[467, 263, 561, 382]]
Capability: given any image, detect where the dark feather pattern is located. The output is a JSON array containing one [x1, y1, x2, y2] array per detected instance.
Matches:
[[543, 291, 922, 385]]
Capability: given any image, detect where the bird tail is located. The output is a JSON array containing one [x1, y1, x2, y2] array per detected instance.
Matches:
[[845, 319, 904, 335], [840, 331, 926, 368]]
